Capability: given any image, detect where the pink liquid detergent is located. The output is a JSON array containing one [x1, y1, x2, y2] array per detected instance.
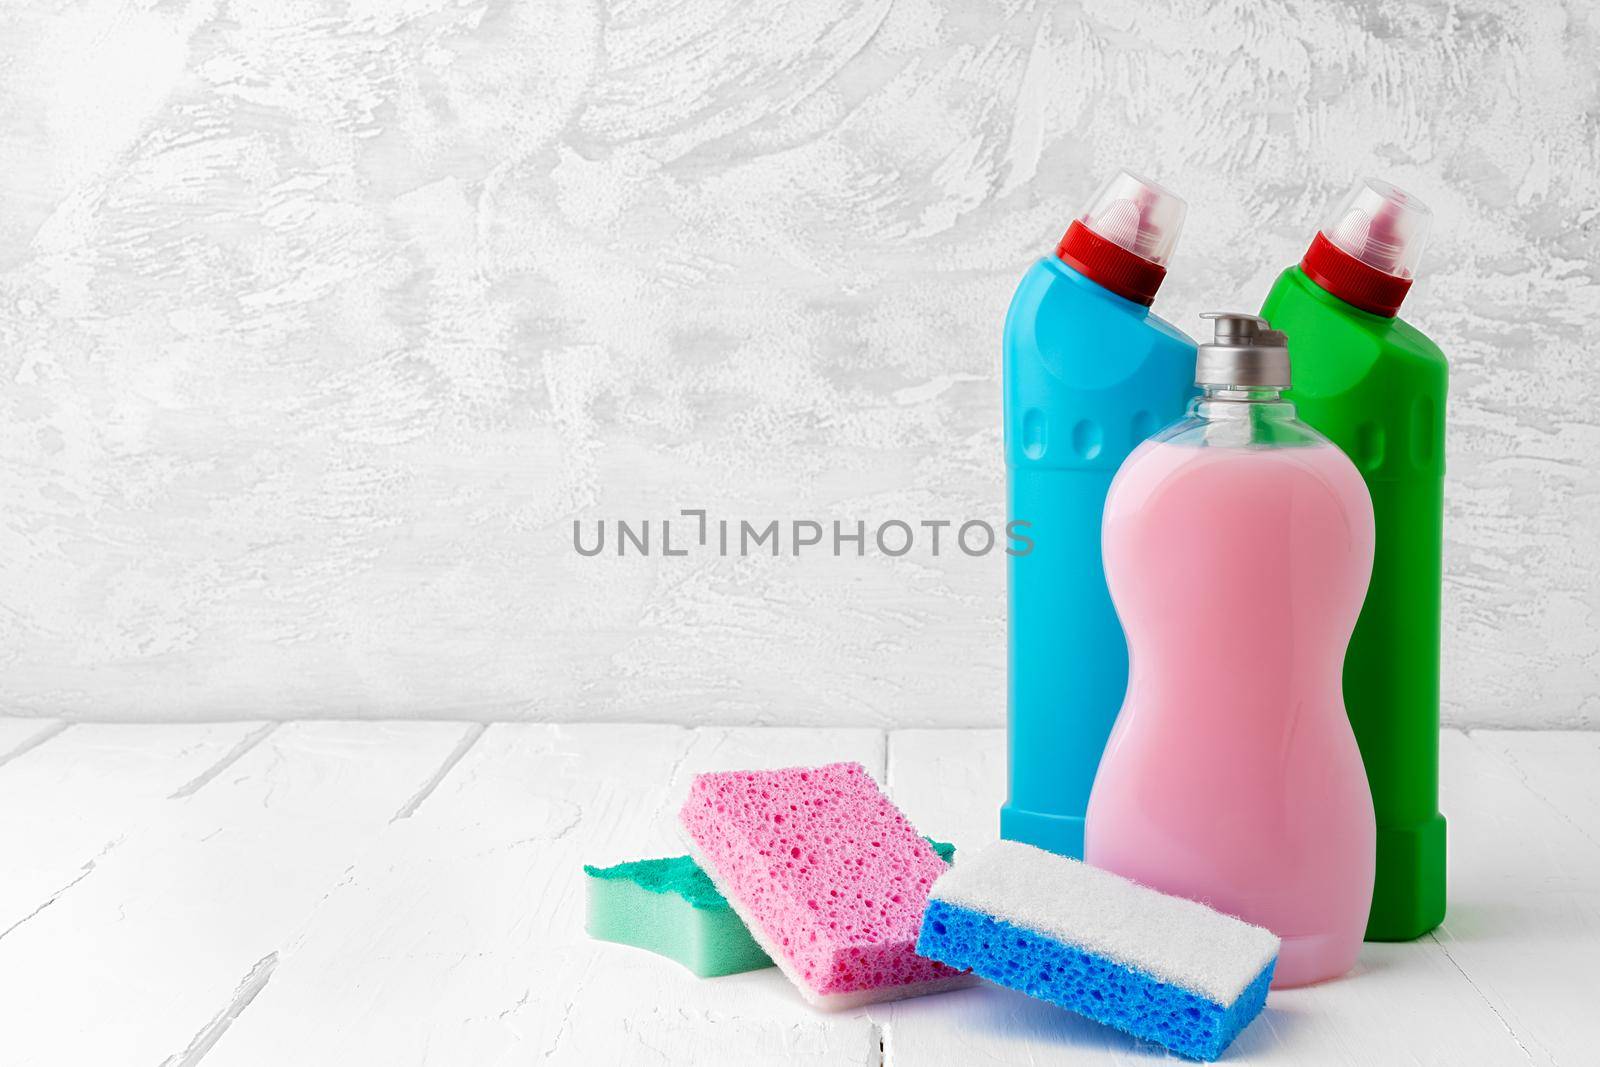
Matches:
[[1085, 314, 1376, 988]]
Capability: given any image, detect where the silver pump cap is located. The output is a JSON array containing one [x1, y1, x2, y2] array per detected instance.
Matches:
[[1195, 312, 1290, 389]]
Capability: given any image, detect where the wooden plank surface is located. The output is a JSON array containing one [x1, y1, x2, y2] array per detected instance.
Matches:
[[0, 718, 64, 766], [877, 728, 1536, 1067], [0, 721, 264, 935], [1472, 730, 1600, 838], [0, 720, 1594, 1066], [0, 721, 467, 1067], [1426, 730, 1600, 1066], [205, 725, 887, 1067]]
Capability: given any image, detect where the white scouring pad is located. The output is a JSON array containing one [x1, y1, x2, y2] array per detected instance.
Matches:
[[914, 840, 1279, 1061]]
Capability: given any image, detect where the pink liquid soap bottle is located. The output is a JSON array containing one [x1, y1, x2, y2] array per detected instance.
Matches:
[[1085, 312, 1376, 988]]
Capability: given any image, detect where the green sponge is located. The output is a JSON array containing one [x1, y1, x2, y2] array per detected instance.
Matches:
[[584, 839, 956, 977], [584, 855, 770, 977]]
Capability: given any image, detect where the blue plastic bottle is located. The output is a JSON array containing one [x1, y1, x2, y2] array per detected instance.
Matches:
[[1000, 171, 1198, 858]]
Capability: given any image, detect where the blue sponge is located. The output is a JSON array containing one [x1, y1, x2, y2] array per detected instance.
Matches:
[[915, 841, 1278, 1061]]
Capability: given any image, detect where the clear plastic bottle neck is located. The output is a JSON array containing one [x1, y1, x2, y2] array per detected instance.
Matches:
[[1199, 384, 1284, 403], [1190, 385, 1294, 419], [1165, 386, 1322, 449]]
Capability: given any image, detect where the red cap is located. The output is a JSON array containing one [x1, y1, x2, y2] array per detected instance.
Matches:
[[1056, 220, 1167, 307], [1300, 179, 1432, 318], [1301, 231, 1412, 318]]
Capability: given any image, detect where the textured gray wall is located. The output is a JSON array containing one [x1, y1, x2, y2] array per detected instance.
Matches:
[[1, 0, 1597, 726]]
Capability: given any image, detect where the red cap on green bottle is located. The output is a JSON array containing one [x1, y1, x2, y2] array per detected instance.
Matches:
[[1301, 179, 1432, 318]]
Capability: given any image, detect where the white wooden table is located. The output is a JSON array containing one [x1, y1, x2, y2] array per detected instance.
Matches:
[[0, 719, 1593, 1066]]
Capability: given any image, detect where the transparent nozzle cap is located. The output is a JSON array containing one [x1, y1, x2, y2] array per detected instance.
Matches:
[[1078, 170, 1186, 267], [1321, 178, 1432, 279]]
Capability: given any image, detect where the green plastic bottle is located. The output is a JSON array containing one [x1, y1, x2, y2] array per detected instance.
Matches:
[[1259, 178, 1446, 941]]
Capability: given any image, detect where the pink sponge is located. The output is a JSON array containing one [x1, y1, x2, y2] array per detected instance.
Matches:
[[679, 761, 972, 1008]]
